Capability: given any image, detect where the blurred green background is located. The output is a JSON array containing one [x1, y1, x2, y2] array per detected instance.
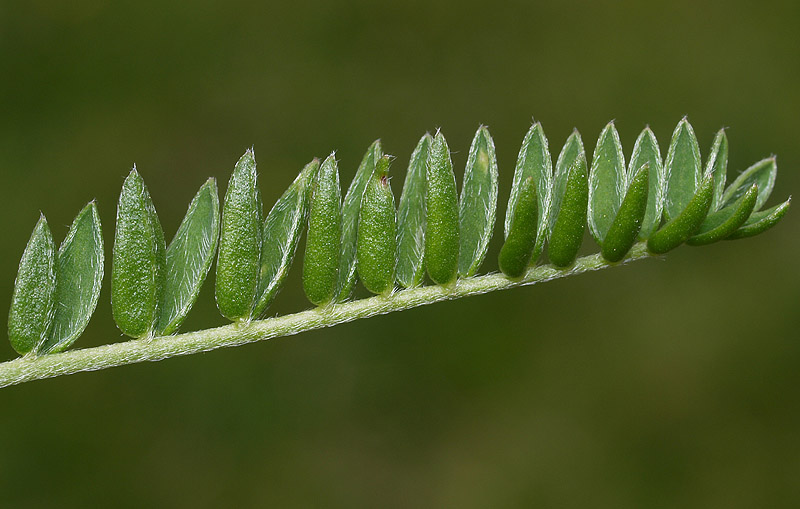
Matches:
[[1, 0, 798, 507]]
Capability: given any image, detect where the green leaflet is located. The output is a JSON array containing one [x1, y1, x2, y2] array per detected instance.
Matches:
[[706, 129, 729, 212], [552, 129, 585, 224], [396, 133, 431, 288], [357, 155, 397, 295], [458, 126, 498, 277], [216, 149, 262, 321], [602, 164, 649, 263], [41, 203, 104, 353], [425, 131, 460, 286], [687, 184, 757, 246], [505, 123, 552, 263], [548, 155, 588, 268], [155, 179, 220, 335], [630, 128, 664, 240], [303, 153, 342, 306], [664, 118, 702, 221], [8, 215, 56, 355], [253, 159, 318, 317], [337, 140, 382, 301], [112, 167, 166, 338], [498, 177, 538, 279], [721, 157, 777, 212], [647, 173, 714, 254], [726, 198, 791, 240], [588, 121, 626, 244]]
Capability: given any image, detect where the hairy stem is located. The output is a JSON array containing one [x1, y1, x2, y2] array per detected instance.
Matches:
[[0, 243, 653, 388]]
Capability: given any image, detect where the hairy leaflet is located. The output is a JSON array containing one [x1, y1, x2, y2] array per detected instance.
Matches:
[[112, 168, 166, 338]]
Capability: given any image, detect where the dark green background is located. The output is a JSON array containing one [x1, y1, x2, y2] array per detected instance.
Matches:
[[1, 1, 798, 507]]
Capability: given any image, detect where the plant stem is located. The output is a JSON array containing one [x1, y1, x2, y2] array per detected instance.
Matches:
[[0, 243, 653, 388]]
